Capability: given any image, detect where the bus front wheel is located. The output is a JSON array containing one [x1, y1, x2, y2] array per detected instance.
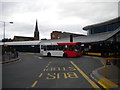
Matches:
[[63, 53, 67, 58], [47, 53, 51, 57]]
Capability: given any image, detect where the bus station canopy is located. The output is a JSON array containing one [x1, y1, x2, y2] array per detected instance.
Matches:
[[0, 27, 119, 46], [74, 27, 120, 43], [41, 27, 120, 44], [0, 40, 40, 45]]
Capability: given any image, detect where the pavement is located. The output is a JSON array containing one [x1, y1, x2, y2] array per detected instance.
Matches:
[[0, 57, 20, 64], [90, 56, 120, 89]]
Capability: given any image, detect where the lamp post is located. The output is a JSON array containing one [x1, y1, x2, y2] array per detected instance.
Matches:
[[0, 21, 13, 44], [0, 21, 13, 61]]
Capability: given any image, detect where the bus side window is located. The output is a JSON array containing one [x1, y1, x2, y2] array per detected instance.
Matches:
[[54, 45, 57, 50], [58, 45, 63, 50], [63, 45, 68, 51], [56, 45, 59, 50], [76, 44, 81, 51], [44, 46, 47, 51], [69, 45, 75, 51], [41, 45, 44, 49]]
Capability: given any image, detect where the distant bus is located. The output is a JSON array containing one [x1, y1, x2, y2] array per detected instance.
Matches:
[[40, 42, 83, 57]]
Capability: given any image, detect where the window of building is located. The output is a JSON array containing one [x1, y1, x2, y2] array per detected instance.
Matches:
[[88, 22, 120, 35], [92, 25, 107, 34], [107, 22, 120, 31], [116, 32, 120, 42]]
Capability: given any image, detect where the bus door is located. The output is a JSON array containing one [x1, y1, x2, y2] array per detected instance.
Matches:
[[76, 43, 83, 56], [40, 45, 47, 56], [66, 45, 77, 57]]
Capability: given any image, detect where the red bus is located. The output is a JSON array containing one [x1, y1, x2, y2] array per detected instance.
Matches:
[[40, 42, 83, 57]]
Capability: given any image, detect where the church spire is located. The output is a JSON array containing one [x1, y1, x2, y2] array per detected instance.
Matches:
[[35, 20, 38, 31], [34, 20, 39, 40]]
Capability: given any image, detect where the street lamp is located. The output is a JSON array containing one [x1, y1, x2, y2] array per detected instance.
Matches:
[[0, 21, 13, 62], [0, 21, 13, 44]]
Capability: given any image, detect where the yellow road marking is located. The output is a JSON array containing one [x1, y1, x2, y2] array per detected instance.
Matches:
[[43, 68, 48, 71], [68, 72, 78, 78], [58, 67, 60, 71], [51, 67, 53, 71], [98, 78, 118, 89], [63, 67, 66, 71], [63, 73, 68, 79], [67, 72, 79, 78], [87, 53, 101, 56], [57, 73, 60, 79], [46, 73, 56, 80], [43, 69, 46, 71], [70, 61, 101, 89], [31, 80, 38, 88], [73, 72, 78, 78], [53, 67, 56, 71], [38, 73, 43, 78], [69, 67, 76, 71]]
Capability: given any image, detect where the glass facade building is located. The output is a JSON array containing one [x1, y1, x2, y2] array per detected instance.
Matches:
[[88, 22, 120, 35], [82, 17, 120, 59]]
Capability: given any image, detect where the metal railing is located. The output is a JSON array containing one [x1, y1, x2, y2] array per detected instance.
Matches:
[[2, 51, 18, 62]]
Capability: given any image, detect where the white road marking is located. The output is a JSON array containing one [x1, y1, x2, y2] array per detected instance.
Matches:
[[38, 57, 43, 59], [34, 56, 43, 59]]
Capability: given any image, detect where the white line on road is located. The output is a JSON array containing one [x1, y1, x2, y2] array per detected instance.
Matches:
[[34, 56, 43, 59], [38, 57, 43, 59]]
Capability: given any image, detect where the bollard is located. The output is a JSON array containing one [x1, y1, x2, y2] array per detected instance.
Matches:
[[104, 62, 107, 78], [106, 59, 111, 65], [104, 59, 109, 78], [104, 59, 111, 78]]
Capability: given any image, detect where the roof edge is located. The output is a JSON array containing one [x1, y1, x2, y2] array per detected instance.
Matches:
[[83, 17, 120, 30]]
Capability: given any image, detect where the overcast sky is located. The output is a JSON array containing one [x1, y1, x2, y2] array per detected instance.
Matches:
[[0, 0, 119, 40]]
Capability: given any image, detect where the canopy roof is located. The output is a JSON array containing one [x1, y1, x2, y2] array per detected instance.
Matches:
[[41, 27, 120, 44], [0, 27, 119, 46], [0, 40, 40, 45]]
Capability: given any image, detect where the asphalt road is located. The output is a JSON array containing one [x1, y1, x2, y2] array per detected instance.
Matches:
[[2, 53, 103, 89]]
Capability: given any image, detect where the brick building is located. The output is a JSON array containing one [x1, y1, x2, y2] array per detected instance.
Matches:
[[51, 31, 85, 39], [51, 31, 62, 39]]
